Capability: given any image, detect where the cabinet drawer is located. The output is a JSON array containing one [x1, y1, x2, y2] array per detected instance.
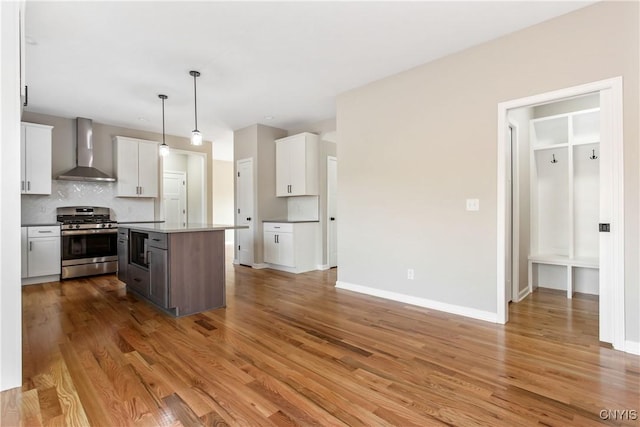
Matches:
[[28, 226, 60, 237], [147, 232, 168, 249], [263, 223, 293, 233], [127, 264, 149, 296]]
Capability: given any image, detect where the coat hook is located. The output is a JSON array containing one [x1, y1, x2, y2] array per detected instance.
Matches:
[[551, 154, 558, 164], [589, 149, 598, 160]]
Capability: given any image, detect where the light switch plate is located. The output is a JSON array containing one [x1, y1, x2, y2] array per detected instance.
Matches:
[[466, 198, 480, 211]]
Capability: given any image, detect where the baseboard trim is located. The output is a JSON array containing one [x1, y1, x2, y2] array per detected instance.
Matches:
[[22, 274, 60, 286], [335, 281, 497, 323], [624, 340, 640, 355], [316, 264, 330, 271], [233, 258, 239, 265], [252, 263, 268, 270], [515, 287, 530, 302]]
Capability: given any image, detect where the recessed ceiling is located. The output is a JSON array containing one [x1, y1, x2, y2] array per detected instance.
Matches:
[[24, 1, 595, 161]]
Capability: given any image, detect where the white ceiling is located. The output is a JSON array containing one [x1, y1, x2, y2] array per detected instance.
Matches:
[[24, 1, 594, 161]]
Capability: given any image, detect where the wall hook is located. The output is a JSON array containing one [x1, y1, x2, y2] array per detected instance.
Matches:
[[589, 149, 598, 160], [551, 154, 558, 164]]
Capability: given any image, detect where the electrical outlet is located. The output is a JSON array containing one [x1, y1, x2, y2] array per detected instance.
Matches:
[[407, 269, 414, 280], [466, 198, 480, 211]]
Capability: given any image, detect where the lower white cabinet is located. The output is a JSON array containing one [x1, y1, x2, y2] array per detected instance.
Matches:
[[22, 226, 61, 284], [263, 222, 318, 273]]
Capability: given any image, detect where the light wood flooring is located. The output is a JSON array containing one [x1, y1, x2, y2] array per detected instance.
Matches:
[[1, 257, 639, 426]]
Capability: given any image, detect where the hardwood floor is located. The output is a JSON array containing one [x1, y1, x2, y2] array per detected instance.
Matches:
[[2, 259, 638, 426]]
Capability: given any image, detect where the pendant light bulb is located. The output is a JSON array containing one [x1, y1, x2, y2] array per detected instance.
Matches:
[[159, 142, 170, 157], [158, 94, 170, 157], [189, 70, 202, 145], [191, 129, 202, 146]]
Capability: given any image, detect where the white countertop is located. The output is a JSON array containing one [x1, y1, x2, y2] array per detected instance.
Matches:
[[118, 223, 247, 234]]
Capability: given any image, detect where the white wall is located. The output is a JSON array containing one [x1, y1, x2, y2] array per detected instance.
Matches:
[[336, 1, 639, 343], [1, 1, 23, 391]]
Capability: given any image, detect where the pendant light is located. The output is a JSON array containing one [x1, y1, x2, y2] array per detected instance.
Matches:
[[189, 70, 202, 145], [158, 94, 170, 157]]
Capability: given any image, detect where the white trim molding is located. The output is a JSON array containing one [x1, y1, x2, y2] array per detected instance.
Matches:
[[336, 281, 497, 323], [252, 263, 268, 270], [624, 341, 640, 356], [497, 76, 625, 352]]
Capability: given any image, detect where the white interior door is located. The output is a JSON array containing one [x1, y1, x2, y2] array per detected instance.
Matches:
[[328, 156, 338, 268], [163, 171, 187, 226], [236, 158, 254, 266]]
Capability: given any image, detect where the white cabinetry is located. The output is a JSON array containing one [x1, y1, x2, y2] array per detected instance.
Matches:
[[263, 222, 318, 273], [114, 136, 158, 197], [276, 133, 318, 197], [21, 122, 53, 195], [529, 108, 600, 298], [22, 226, 61, 284]]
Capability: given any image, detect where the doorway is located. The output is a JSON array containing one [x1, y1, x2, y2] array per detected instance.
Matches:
[[160, 149, 206, 224], [236, 158, 254, 266], [497, 77, 625, 351]]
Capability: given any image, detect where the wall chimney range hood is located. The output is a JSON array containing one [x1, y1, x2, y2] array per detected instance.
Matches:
[[57, 118, 116, 182]]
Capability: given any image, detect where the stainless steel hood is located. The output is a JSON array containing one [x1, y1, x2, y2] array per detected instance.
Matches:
[[57, 118, 116, 182]]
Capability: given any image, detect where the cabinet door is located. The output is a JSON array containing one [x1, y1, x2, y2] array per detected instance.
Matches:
[[277, 232, 295, 267], [21, 227, 28, 278], [264, 231, 278, 264], [288, 138, 307, 196], [115, 138, 140, 197], [148, 246, 168, 307], [27, 237, 60, 277], [20, 125, 26, 193], [137, 141, 158, 197], [117, 238, 128, 283], [23, 124, 52, 195], [275, 140, 291, 196]]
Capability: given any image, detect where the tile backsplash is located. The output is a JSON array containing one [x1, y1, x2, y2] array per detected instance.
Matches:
[[21, 180, 155, 224]]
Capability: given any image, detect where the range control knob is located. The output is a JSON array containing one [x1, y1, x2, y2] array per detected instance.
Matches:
[[75, 224, 80, 229]]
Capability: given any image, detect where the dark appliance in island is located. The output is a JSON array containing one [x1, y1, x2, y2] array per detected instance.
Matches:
[[57, 206, 118, 279]]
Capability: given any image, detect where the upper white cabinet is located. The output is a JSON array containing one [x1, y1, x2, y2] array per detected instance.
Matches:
[[114, 136, 158, 197], [21, 122, 53, 195], [276, 132, 318, 197]]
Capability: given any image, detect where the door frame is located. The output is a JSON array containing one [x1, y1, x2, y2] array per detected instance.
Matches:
[[159, 148, 207, 223], [496, 77, 625, 351], [327, 156, 338, 268]]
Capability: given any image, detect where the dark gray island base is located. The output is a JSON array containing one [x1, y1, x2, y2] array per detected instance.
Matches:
[[117, 224, 244, 316]]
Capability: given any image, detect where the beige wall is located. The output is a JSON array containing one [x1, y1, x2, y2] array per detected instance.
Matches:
[[336, 1, 639, 341], [21, 112, 214, 223], [213, 159, 234, 242]]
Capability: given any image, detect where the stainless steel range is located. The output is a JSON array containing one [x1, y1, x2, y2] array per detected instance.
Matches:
[[57, 206, 118, 279]]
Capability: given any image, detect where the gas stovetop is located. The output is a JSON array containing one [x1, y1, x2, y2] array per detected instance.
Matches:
[[56, 206, 117, 230]]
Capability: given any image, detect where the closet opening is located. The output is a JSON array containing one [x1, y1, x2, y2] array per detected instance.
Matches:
[[496, 77, 625, 351]]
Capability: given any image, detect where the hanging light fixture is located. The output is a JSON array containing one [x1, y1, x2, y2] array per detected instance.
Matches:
[[158, 94, 170, 157], [189, 70, 202, 145]]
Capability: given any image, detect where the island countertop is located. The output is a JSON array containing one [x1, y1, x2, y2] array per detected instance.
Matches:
[[119, 223, 247, 234]]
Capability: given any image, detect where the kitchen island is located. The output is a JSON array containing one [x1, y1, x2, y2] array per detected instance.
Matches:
[[117, 223, 245, 316]]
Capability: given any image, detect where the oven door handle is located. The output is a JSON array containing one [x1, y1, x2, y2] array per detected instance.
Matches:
[[61, 229, 118, 236]]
